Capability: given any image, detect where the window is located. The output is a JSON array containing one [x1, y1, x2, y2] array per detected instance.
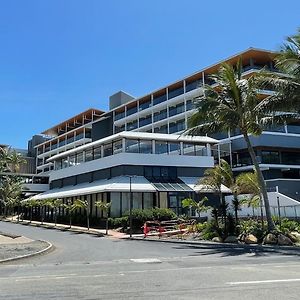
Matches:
[[62, 157, 69, 168], [113, 140, 123, 155], [69, 155, 76, 166], [183, 143, 195, 156], [185, 80, 202, 92], [85, 149, 93, 162], [169, 143, 181, 155], [126, 105, 137, 116], [94, 146, 101, 159], [103, 143, 113, 157], [139, 140, 152, 154], [125, 139, 139, 153], [127, 120, 138, 131], [76, 152, 84, 164], [115, 124, 125, 133], [115, 110, 125, 121], [139, 115, 152, 127], [168, 85, 184, 99], [169, 103, 185, 117], [153, 92, 167, 106], [139, 99, 151, 111], [155, 141, 168, 154], [153, 109, 167, 122], [261, 151, 280, 164]]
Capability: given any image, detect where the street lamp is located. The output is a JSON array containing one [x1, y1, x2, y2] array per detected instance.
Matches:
[[129, 176, 133, 238], [126, 175, 136, 238]]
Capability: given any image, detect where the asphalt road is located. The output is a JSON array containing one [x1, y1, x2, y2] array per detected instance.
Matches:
[[1, 221, 300, 300]]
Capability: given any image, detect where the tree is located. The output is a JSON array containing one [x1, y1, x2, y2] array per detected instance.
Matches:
[[44, 198, 63, 227], [95, 201, 111, 235], [71, 199, 90, 230], [8, 150, 26, 173], [63, 200, 74, 228], [0, 175, 23, 218], [22, 199, 40, 223], [182, 196, 210, 220], [258, 28, 300, 115], [237, 171, 264, 226], [185, 60, 285, 232]]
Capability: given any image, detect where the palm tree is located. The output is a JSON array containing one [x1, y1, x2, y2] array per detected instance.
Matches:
[[237, 171, 264, 226], [45, 198, 63, 227], [0, 175, 23, 218], [63, 200, 74, 228], [182, 196, 210, 220], [258, 29, 300, 115], [72, 199, 90, 230], [9, 150, 26, 173], [22, 199, 39, 223], [231, 198, 242, 226], [95, 201, 111, 235], [186, 60, 283, 232]]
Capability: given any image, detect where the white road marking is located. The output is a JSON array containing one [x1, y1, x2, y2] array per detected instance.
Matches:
[[130, 258, 162, 263], [227, 278, 300, 285]]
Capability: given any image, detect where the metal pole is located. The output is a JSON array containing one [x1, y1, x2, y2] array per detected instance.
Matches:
[[277, 196, 281, 230], [129, 176, 133, 238]]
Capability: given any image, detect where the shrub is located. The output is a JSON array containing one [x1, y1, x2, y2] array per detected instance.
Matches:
[[238, 219, 266, 241], [275, 218, 300, 234], [109, 216, 128, 229]]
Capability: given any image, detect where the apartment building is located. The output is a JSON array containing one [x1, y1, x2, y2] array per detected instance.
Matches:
[[29, 47, 300, 215]]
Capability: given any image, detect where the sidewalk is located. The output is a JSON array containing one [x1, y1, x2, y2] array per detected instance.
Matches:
[[2, 218, 127, 239]]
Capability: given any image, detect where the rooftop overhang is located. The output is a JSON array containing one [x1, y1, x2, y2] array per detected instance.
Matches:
[[41, 108, 105, 136]]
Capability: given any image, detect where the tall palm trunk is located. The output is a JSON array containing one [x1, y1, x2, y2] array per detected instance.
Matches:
[[243, 133, 275, 232]]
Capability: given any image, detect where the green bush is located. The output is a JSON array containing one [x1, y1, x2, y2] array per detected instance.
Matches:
[[238, 219, 266, 241], [275, 218, 300, 234], [109, 216, 128, 229], [193, 221, 219, 240]]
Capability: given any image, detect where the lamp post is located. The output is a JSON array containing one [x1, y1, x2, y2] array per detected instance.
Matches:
[[129, 176, 133, 238]]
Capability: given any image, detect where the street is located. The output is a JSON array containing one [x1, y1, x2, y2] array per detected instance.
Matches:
[[1, 221, 300, 299]]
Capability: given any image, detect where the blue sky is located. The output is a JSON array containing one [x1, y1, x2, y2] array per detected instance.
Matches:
[[0, 0, 299, 148]]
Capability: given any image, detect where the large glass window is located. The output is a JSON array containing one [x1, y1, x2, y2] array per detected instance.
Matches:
[[103, 143, 113, 157], [169, 103, 185, 117], [139, 99, 151, 111], [125, 139, 139, 153], [55, 159, 62, 170], [62, 157, 69, 169], [126, 105, 137, 116], [115, 110, 125, 121], [139, 140, 152, 154], [94, 146, 101, 159], [282, 152, 300, 165], [143, 193, 153, 209], [155, 141, 168, 154], [85, 149, 93, 162], [186, 100, 193, 111], [76, 152, 84, 164], [139, 115, 152, 127], [153, 109, 167, 122], [183, 143, 195, 156], [115, 124, 125, 133], [69, 155, 76, 167], [185, 80, 202, 92], [154, 125, 168, 134], [168, 85, 184, 99], [153, 92, 167, 106], [127, 120, 138, 131], [113, 140, 123, 155], [169, 142, 181, 155], [261, 151, 280, 164]]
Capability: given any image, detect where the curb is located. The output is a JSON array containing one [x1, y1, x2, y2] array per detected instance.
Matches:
[[130, 237, 300, 252], [2, 219, 105, 237], [0, 240, 53, 264]]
